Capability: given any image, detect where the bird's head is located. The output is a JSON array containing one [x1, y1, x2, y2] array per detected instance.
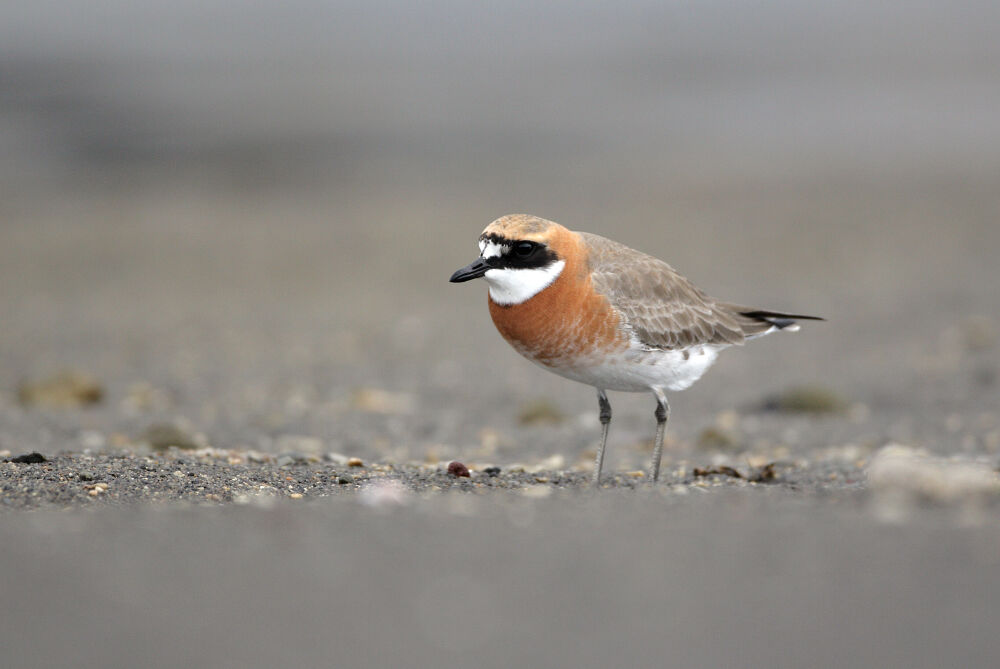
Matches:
[[449, 214, 569, 306]]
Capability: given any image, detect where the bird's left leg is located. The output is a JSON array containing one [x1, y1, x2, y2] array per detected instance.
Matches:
[[593, 389, 611, 484], [651, 388, 670, 482]]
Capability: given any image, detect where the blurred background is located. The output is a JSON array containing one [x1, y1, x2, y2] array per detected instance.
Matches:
[[1, 0, 998, 467]]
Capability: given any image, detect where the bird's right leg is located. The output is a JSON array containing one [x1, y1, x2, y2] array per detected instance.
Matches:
[[594, 389, 611, 485]]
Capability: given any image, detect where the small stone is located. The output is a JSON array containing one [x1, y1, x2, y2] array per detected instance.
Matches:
[[626, 470, 645, 478], [277, 452, 309, 467], [18, 371, 103, 408], [337, 475, 354, 485], [10, 452, 46, 464], [88, 489, 100, 497], [347, 457, 364, 468], [141, 423, 202, 451], [447, 461, 470, 477], [289, 493, 304, 500], [483, 466, 501, 477], [78, 471, 95, 481]]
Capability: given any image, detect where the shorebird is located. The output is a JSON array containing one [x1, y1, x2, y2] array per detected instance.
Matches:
[[450, 214, 822, 483]]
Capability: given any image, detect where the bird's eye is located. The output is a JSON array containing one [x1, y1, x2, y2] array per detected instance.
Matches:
[[514, 242, 536, 257]]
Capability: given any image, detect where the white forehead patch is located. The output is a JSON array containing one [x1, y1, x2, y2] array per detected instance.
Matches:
[[484, 260, 565, 306], [479, 239, 509, 259]]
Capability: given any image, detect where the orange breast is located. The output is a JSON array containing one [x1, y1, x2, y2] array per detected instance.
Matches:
[[488, 233, 627, 366]]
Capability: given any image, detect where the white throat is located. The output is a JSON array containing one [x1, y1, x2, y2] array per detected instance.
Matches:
[[484, 260, 565, 306]]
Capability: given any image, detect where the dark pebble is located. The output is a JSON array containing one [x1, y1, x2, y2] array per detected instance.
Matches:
[[10, 452, 47, 464], [484, 466, 501, 477], [447, 461, 470, 477], [78, 471, 95, 481], [337, 475, 354, 485]]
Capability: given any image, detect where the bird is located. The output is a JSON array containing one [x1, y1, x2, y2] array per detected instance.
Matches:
[[449, 214, 823, 484]]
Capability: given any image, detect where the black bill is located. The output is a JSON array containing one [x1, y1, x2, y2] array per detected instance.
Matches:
[[449, 258, 490, 282]]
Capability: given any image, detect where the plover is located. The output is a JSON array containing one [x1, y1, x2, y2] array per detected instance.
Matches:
[[450, 214, 822, 483]]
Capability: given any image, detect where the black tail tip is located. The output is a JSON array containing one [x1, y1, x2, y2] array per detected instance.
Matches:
[[740, 310, 825, 330]]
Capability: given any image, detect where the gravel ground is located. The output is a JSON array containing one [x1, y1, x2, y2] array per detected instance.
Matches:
[[0, 447, 868, 511]]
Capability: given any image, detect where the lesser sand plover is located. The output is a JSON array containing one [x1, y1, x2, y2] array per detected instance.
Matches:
[[450, 214, 823, 483]]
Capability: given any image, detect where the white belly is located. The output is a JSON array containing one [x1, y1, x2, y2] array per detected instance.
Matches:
[[532, 344, 725, 393]]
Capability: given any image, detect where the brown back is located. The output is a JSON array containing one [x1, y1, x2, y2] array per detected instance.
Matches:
[[581, 232, 773, 350]]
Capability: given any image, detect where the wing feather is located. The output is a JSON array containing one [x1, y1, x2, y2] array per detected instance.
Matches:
[[581, 232, 748, 350]]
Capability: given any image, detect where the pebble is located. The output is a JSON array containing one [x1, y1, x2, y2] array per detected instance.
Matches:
[[289, 493, 304, 500], [447, 461, 470, 477], [337, 475, 355, 485], [18, 371, 104, 408], [10, 452, 47, 464], [277, 452, 310, 466], [78, 471, 95, 481], [141, 423, 202, 451], [483, 466, 501, 477], [347, 457, 364, 467]]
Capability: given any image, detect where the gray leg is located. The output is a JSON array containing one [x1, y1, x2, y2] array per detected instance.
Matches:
[[593, 389, 611, 484], [651, 388, 670, 482]]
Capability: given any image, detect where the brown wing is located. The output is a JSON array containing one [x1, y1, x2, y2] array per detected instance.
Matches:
[[581, 232, 749, 350]]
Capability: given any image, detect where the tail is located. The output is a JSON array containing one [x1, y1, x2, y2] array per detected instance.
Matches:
[[719, 304, 824, 338], [740, 309, 824, 333]]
